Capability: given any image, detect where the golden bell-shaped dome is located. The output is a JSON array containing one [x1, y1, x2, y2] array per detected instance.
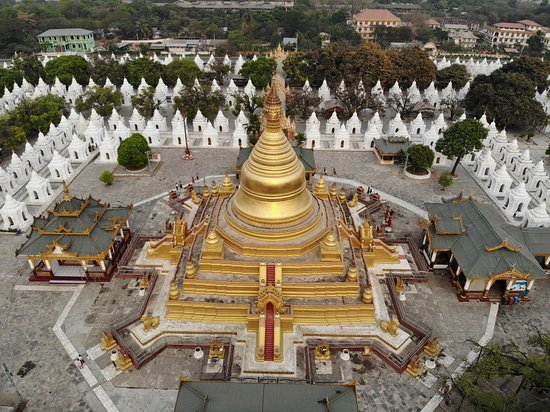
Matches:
[[230, 86, 314, 228]]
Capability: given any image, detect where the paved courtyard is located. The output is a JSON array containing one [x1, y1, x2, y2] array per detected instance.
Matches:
[[0, 144, 549, 411]]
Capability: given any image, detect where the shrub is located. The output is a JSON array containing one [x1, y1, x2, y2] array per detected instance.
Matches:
[[407, 144, 435, 173], [117, 133, 150, 170], [438, 172, 454, 190], [99, 170, 114, 186]]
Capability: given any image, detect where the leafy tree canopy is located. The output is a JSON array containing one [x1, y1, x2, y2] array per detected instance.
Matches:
[[407, 144, 435, 173], [90, 56, 126, 87], [0, 94, 66, 152], [124, 57, 164, 87], [240, 57, 277, 88], [76, 86, 123, 117], [131, 85, 161, 119], [436, 64, 470, 89], [499, 56, 549, 92], [0, 68, 23, 97], [436, 119, 487, 175], [163, 58, 202, 88], [465, 71, 547, 131], [173, 84, 225, 120], [12, 54, 45, 86], [117, 133, 150, 170], [44, 55, 91, 86]]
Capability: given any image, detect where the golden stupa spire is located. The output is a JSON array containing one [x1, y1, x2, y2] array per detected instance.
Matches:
[[229, 84, 314, 229], [62, 181, 72, 201]]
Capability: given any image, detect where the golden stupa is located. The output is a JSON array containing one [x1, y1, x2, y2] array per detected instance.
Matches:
[[157, 84, 399, 365]]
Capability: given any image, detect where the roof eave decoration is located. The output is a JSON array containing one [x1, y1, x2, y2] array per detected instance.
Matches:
[[489, 265, 531, 280], [46, 239, 73, 253], [485, 239, 521, 253]]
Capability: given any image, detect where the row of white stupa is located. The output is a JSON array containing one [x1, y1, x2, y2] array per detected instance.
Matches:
[[433, 56, 504, 77], [463, 118, 550, 227], [38, 52, 256, 76], [0, 72, 260, 116]]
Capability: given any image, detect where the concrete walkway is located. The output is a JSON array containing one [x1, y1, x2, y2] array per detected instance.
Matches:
[[421, 302, 499, 412]]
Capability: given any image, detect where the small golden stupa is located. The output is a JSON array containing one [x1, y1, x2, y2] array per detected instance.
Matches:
[[165, 82, 399, 364]]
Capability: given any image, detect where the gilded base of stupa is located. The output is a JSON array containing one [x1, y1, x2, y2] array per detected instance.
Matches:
[[163, 85, 400, 363]]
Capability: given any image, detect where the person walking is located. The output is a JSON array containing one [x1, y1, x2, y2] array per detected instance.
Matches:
[[110, 350, 118, 368], [74, 358, 83, 369], [77, 354, 85, 366]]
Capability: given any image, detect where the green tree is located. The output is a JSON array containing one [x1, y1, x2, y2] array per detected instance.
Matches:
[[0, 94, 66, 151], [435, 119, 487, 176], [124, 57, 164, 87], [285, 89, 321, 119], [373, 26, 413, 48], [438, 172, 454, 190], [239, 57, 277, 88], [99, 170, 114, 186], [131, 86, 160, 119], [76, 86, 123, 117], [465, 71, 547, 131], [454, 332, 550, 411], [0, 69, 23, 97], [90, 56, 125, 87], [245, 112, 261, 146], [173, 84, 225, 121], [231, 93, 263, 118], [295, 132, 306, 146], [526, 30, 546, 57], [407, 144, 435, 174], [13, 54, 45, 86], [203, 61, 230, 85], [283, 53, 310, 87], [117, 133, 150, 170], [45, 55, 91, 86], [499, 56, 549, 92], [436, 64, 470, 89], [163, 58, 202, 87]]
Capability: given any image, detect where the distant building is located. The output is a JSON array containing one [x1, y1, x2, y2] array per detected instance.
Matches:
[[351, 9, 402, 42], [448, 31, 478, 49], [489, 19, 550, 49], [443, 23, 469, 32], [425, 19, 441, 29], [38, 28, 95, 53]]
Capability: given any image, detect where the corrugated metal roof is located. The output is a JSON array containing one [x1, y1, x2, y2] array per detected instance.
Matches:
[[174, 382, 358, 412], [38, 28, 93, 37], [425, 199, 548, 279]]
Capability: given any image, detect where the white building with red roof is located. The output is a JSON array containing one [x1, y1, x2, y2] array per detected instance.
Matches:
[[489, 19, 550, 50], [351, 9, 402, 42]]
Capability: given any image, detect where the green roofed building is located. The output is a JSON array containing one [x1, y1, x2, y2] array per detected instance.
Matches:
[[16, 184, 132, 283], [38, 28, 95, 53], [174, 382, 358, 412], [421, 195, 550, 302], [235, 146, 316, 180]]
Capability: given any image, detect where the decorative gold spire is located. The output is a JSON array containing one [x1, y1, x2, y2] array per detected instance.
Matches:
[[313, 175, 329, 200], [185, 260, 196, 279], [219, 173, 235, 197], [229, 85, 315, 229], [211, 181, 219, 196], [62, 181, 72, 201], [347, 265, 358, 282]]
